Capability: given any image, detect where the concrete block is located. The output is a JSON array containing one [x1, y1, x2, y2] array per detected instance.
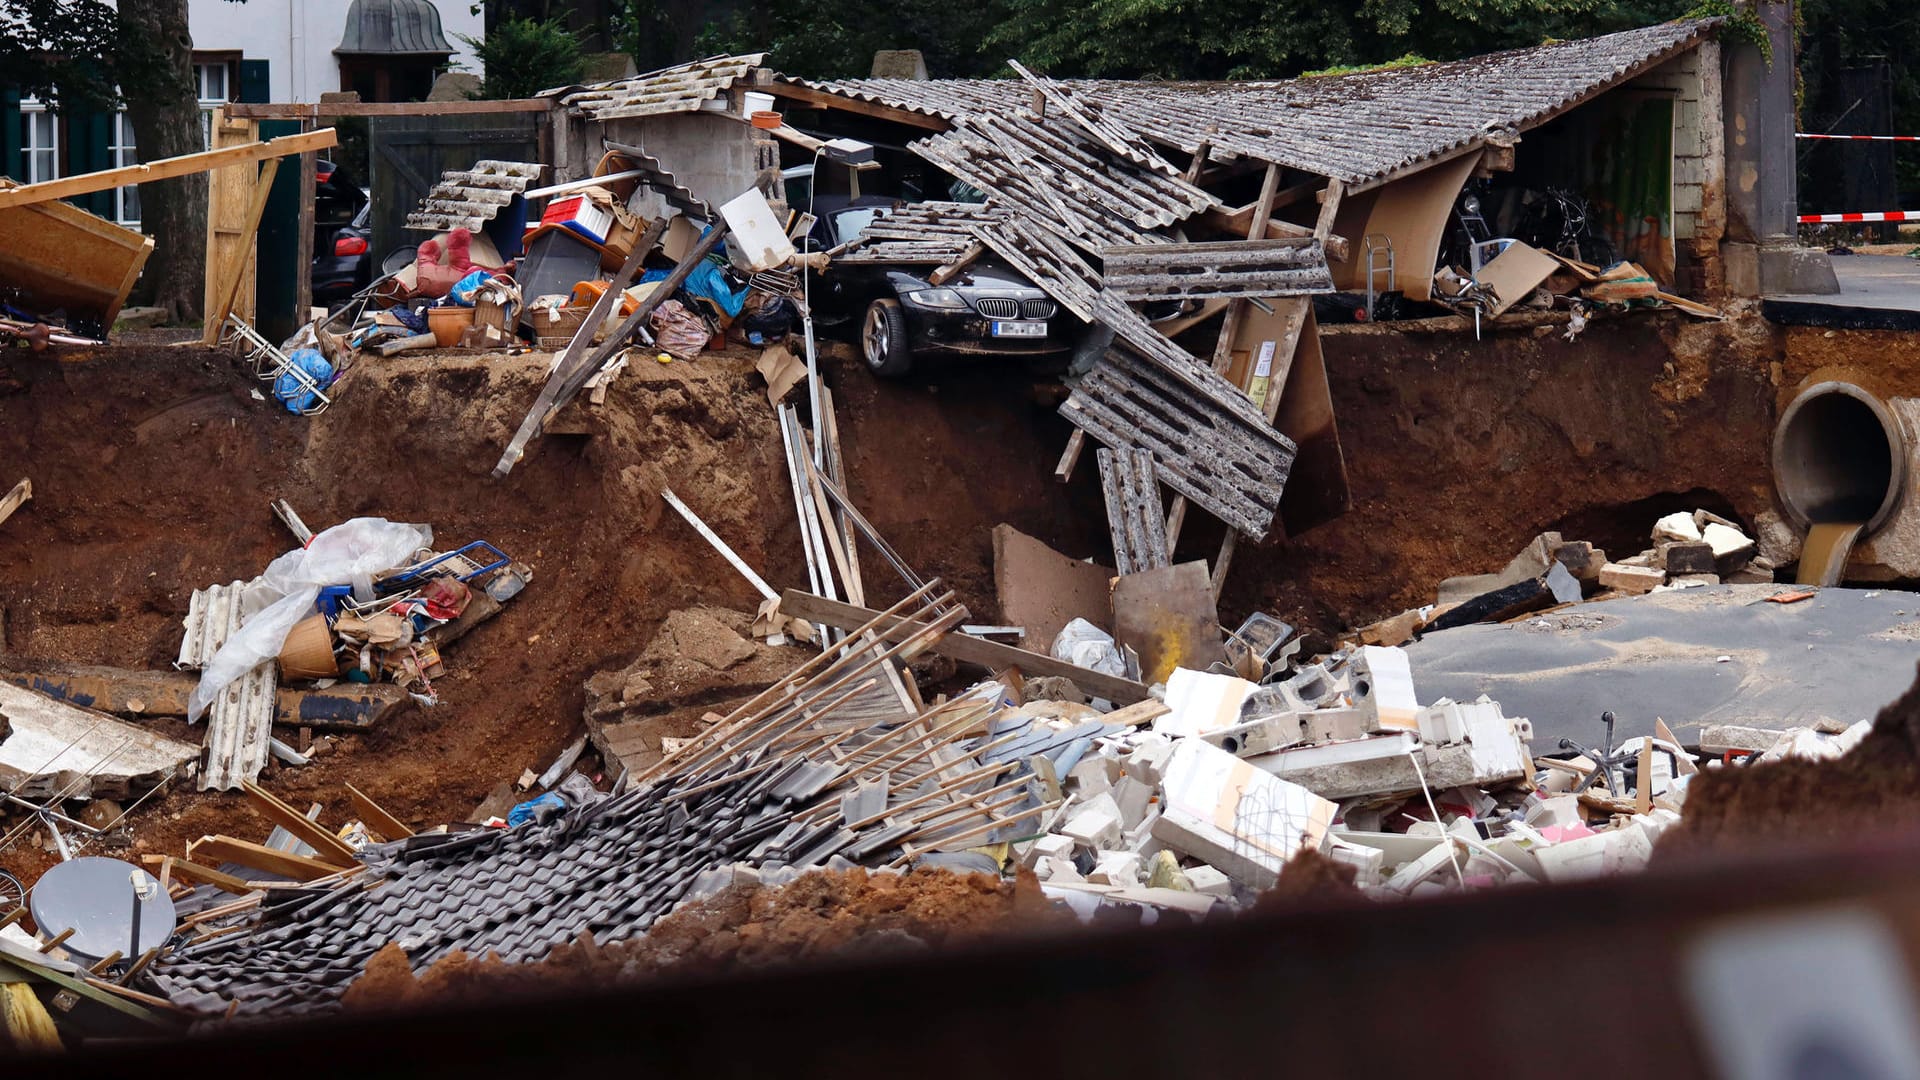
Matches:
[[1417, 699, 1469, 745], [1663, 541, 1717, 575], [1061, 792, 1124, 850], [1152, 738, 1336, 889], [1702, 522, 1756, 564], [1157, 668, 1258, 739], [1185, 864, 1233, 898], [1304, 707, 1367, 743], [1030, 833, 1076, 863], [1599, 562, 1665, 594], [1035, 855, 1084, 883], [1754, 508, 1801, 567], [1524, 793, 1583, 829], [1385, 838, 1461, 894], [1124, 808, 1165, 858], [1068, 755, 1113, 799], [1532, 824, 1654, 883], [1326, 839, 1385, 888], [1552, 540, 1606, 581], [1122, 735, 1175, 787], [1111, 775, 1154, 830], [1285, 663, 1338, 707], [1653, 512, 1702, 543], [1350, 646, 1419, 732], [1089, 851, 1143, 886]]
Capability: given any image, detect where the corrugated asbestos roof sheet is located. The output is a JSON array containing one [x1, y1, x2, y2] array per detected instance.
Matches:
[[815, 18, 1720, 186], [178, 581, 278, 792], [403, 160, 544, 234], [556, 54, 767, 122]]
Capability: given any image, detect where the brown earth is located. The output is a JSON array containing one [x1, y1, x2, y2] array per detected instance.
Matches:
[[341, 866, 1067, 1010], [0, 308, 1797, 885], [1659, 660, 1920, 858]]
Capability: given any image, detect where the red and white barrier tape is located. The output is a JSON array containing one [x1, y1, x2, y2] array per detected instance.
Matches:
[[1796, 133, 1920, 142], [1797, 211, 1919, 224]]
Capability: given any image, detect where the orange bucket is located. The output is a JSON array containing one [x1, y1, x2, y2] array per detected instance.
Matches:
[[427, 306, 474, 348]]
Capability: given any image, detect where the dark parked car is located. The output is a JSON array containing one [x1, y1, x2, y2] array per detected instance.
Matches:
[[313, 198, 372, 302], [808, 199, 1069, 377], [312, 160, 372, 303]]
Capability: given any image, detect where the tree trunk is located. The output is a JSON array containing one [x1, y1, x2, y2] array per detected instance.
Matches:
[[117, 0, 205, 323]]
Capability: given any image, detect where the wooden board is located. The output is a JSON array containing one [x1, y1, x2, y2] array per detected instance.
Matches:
[[347, 782, 415, 841], [779, 590, 1149, 705], [0, 129, 336, 209], [241, 780, 358, 867], [202, 117, 261, 328], [227, 99, 551, 120], [184, 835, 340, 882], [1230, 302, 1349, 536], [0, 187, 153, 332], [991, 524, 1114, 654], [1111, 561, 1228, 686]]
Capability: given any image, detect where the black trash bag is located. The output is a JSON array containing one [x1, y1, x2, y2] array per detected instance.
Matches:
[[740, 293, 797, 346]]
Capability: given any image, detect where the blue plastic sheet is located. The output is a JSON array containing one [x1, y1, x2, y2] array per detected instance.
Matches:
[[273, 348, 334, 414], [507, 791, 567, 827], [639, 257, 745, 318]]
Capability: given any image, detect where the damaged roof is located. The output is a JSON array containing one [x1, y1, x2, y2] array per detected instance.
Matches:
[[811, 18, 1721, 187], [403, 160, 544, 234], [556, 54, 767, 122]]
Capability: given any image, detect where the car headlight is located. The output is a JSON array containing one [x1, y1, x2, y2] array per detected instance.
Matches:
[[906, 288, 968, 309]]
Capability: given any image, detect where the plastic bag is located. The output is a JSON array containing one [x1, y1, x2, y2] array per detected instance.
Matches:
[[449, 269, 493, 307], [740, 293, 796, 346], [506, 791, 567, 828], [650, 299, 710, 359], [273, 348, 334, 414], [1051, 618, 1125, 677], [188, 518, 434, 721]]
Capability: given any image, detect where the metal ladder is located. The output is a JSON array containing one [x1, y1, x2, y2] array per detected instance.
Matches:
[[1362, 233, 1396, 320], [222, 315, 333, 415]]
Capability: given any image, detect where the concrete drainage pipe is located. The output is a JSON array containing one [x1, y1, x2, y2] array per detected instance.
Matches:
[[1772, 381, 1907, 534]]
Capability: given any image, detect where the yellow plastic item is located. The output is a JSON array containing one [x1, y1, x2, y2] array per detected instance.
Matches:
[[656, 353, 672, 364]]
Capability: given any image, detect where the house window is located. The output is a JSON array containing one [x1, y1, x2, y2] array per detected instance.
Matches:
[[109, 111, 140, 228], [20, 96, 58, 183], [196, 61, 230, 150]]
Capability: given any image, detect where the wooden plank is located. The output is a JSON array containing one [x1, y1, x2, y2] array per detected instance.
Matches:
[[1054, 430, 1086, 483], [1111, 561, 1228, 685], [295, 118, 315, 330], [226, 99, 551, 119], [185, 835, 340, 882], [139, 854, 252, 895], [240, 780, 358, 867], [201, 116, 260, 329], [760, 81, 950, 130], [0, 479, 28, 529], [201, 157, 281, 345], [0, 129, 336, 209], [928, 241, 985, 286], [780, 590, 1150, 705], [347, 782, 415, 840]]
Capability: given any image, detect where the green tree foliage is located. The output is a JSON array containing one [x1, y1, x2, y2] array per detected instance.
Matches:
[[0, 0, 120, 109], [461, 16, 587, 97], [681, 0, 1005, 78]]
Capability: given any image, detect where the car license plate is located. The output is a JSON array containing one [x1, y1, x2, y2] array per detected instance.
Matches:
[[992, 321, 1047, 338]]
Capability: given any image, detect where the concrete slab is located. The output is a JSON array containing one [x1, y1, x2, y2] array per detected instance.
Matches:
[[1402, 584, 1920, 747], [1764, 255, 1920, 331]]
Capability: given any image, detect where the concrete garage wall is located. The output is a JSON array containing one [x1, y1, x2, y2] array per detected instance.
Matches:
[[554, 110, 773, 214], [1628, 41, 1726, 292]]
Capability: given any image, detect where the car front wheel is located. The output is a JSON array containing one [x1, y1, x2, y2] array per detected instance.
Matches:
[[861, 299, 913, 377]]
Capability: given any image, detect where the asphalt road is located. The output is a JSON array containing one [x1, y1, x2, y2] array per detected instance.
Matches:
[[1401, 583, 1920, 747]]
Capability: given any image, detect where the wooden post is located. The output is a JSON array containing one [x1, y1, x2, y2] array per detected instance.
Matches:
[[295, 118, 316, 325], [201, 157, 282, 345]]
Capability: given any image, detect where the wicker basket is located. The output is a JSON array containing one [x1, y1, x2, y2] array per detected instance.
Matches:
[[473, 274, 518, 333], [528, 304, 594, 349]]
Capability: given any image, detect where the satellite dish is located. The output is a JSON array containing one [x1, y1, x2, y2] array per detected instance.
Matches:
[[28, 857, 176, 963]]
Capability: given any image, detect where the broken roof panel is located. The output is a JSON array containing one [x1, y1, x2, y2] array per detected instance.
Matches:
[[816, 18, 1720, 187], [557, 54, 767, 122], [403, 160, 544, 234]]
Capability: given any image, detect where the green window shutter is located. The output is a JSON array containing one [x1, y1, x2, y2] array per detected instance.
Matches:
[[2, 89, 19, 182], [239, 60, 271, 105]]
